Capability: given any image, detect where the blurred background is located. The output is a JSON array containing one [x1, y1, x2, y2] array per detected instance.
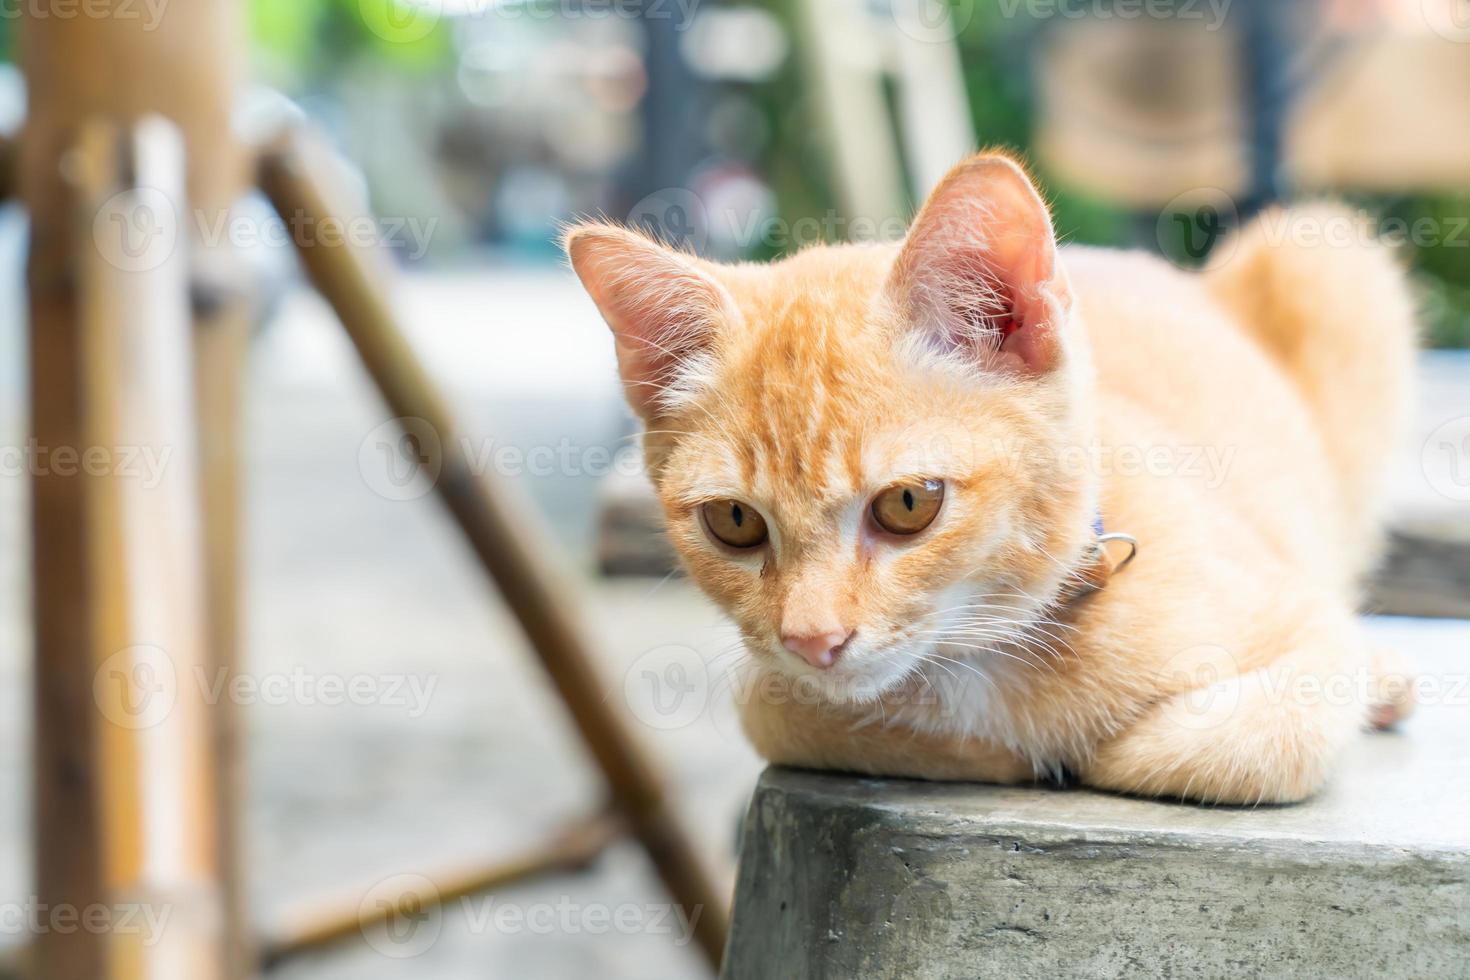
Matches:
[[0, 0, 1468, 977]]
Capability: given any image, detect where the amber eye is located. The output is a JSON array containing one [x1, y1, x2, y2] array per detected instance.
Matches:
[[871, 480, 944, 535], [701, 499, 769, 549]]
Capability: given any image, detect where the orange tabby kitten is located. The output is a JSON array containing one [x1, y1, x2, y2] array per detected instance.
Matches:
[[566, 154, 1417, 804]]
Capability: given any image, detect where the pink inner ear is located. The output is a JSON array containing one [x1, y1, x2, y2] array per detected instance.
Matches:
[[565, 224, 733, 419], [889, 155, 1069, 376], [921, 243, 1057, 373]]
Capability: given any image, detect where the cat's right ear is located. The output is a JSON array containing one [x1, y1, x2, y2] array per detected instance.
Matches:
[[887, 154, 1072, 377], [564, 223, 736, 421]]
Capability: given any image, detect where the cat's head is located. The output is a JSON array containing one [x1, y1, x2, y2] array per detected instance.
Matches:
[[566, 155, 1097, 701]]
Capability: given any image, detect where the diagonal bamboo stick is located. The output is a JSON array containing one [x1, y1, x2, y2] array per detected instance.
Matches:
[[257, 126, 731, 970]]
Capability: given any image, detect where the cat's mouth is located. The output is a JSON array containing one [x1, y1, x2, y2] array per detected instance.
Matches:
[[755, 630, 935, 705]]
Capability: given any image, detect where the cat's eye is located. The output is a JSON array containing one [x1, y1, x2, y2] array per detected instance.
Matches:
[[870, 480, 944, 536], [701, 499, 769, 549]]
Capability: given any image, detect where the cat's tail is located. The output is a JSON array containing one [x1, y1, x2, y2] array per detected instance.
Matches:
[[1203, 202, 1418, 562]]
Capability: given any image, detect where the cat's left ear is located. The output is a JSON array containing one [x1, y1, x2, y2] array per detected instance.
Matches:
[[887, 154, 1073, 376], [564, 223, 737, 420]]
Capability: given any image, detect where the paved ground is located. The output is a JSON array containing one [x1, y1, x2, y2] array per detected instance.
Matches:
[[0, 259, 1464, 977], [0, 263, 765, 977]]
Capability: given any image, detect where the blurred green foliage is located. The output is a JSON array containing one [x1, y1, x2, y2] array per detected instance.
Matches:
[[752, 0, 1136, 260], [250, 0, 448, 86], [951, 4, 1135, 251], [753, 0, 1466, 346], [0, 0, 1462, 345], [1377, 192, 1470, 348]]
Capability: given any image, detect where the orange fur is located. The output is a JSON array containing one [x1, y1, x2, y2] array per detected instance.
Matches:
[[565, 155, 1418, 804]]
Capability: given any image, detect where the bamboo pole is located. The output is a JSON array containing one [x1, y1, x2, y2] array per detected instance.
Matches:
[[190, 173, 256, 980], [19, 3, 253, 976], [261, 813, 624, 968], [71, 115, 225, 980], [257, 128, 731, 968]]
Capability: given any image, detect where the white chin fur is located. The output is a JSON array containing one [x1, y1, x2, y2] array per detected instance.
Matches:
[[766, 646, 924, 705]]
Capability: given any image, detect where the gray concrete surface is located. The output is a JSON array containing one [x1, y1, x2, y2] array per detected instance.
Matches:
[[724, 636, 1470, 980]]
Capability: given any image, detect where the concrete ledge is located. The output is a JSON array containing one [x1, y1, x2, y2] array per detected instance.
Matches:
[[723, 638, 1469, 979]]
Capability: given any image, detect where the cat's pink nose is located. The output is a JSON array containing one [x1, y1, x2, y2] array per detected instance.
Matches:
[[782, 629, 852, 669]]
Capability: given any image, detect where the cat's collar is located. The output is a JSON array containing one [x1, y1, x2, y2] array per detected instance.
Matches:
[[1059, 517, 1137, 605]]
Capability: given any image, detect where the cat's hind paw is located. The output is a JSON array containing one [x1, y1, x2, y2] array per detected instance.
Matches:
[[1367, 645, 1416, 731]]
